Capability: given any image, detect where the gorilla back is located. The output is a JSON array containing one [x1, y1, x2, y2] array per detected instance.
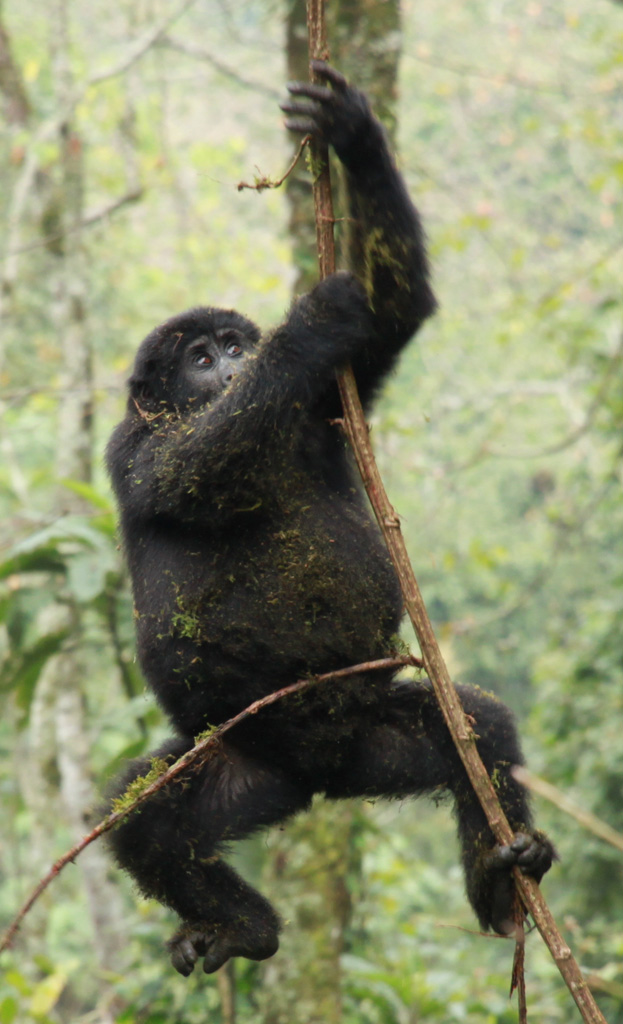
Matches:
[[106, 63, 554, 977]]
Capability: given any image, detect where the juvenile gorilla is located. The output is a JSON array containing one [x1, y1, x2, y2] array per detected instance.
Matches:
[[106, 63, 554, 976]]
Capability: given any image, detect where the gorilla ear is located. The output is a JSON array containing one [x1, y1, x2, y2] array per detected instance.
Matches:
[[129, 357, 156, 389], [128, 359, 166, 416]]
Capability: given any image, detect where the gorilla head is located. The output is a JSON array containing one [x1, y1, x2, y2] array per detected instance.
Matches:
[[129, 307, 261, 414]]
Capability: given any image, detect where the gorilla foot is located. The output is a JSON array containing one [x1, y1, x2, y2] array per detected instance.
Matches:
[[491, 830, 555, 878], [483, 830, 557, 935], [168, 918, 280, 976]]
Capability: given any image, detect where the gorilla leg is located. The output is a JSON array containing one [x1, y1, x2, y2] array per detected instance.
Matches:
[[323, 681, 554, 934], [107, 736, 313, 974]]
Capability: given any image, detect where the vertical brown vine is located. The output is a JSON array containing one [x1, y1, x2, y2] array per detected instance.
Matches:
[[305, 2, 607, 1021]]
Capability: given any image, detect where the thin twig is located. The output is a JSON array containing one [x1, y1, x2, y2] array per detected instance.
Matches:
[[8, 189, 144, 258], [514, 766, 623, 853], [1, 1, 190, 290], [510, 899, 527, 1022], [485, 328, 623, 459], [159, 35, 281, 99], [88, 0, 198, 86]]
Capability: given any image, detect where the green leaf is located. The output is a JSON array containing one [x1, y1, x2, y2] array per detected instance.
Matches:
[[3, 972, 29, 997], [0, 516, 118, 588], [60, 478, 112, 511], [0, 547, 66, 581], [28, 971, 66, 1018], [0, 631, 68, 714], [8, 518, 110, 555], [66, 547, 117, 603], [0, 996, 18, 1024], [100, 738, 150, 782]]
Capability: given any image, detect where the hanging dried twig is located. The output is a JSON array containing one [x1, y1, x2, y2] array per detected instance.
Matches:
[[237, 134, 311, 192]]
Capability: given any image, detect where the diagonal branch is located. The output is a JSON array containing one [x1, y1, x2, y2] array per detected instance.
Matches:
[[0, 654, 418, 956], [88, 0, 198, 87]]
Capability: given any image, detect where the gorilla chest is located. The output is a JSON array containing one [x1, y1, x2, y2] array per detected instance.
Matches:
[[166, 499, 402, 670]]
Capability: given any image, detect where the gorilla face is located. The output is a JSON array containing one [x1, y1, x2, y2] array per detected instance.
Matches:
[[174, 326, 252, 408], [128, 307, 261, 414]]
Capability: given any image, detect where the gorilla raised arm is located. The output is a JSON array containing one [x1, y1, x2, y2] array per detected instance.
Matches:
[[105, 63, 554, 977]]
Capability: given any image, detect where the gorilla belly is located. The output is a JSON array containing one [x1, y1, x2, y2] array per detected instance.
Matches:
[[135, 498, 403, 727]]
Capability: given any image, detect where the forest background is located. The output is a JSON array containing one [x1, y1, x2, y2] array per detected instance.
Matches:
[[1, 1, 622, 1022]]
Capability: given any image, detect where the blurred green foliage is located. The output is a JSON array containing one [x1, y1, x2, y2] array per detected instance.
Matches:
[[1, 0, 623, 1021]]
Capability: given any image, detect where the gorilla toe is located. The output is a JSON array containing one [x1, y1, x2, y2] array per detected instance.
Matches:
[[168, 919, 280, 976]]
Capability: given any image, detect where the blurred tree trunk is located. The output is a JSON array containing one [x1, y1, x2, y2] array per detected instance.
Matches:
[[14, 3, 126, 1012], [49, 0, 126, 984], [0, 2, 31, 125], [255, 3, 401, 1020]]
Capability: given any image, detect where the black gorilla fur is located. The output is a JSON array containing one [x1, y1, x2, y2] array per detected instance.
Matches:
[[106, 63, 554, 976]]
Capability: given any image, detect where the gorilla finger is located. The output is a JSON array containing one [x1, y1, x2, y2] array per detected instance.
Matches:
[[280, 98, 322, 117], [283, 117, 320, 136], [512, 831, 556, 874], [170, 938, 198, 976], [517, 845, 552, 874], [203, 941, 230, 975], [286, 81, 333, 103], [480, 841, 517, 871], [509, 832, 533, 855], [310, 60, 348, 90]]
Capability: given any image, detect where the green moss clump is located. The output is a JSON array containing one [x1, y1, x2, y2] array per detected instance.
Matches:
[[194, 725, 218, 744], [111, 756, 170, 813]]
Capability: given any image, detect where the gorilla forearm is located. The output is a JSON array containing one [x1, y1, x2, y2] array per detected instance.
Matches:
[[284, 62, 436, 405]]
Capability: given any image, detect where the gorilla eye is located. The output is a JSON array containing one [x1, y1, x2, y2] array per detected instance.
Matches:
[[193, 351, 213, 367], [226, 343, 243, 357]]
